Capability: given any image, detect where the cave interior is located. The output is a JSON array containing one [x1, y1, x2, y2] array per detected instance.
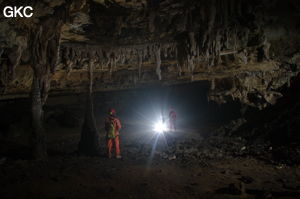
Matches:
[[0, 0, 300, 198]]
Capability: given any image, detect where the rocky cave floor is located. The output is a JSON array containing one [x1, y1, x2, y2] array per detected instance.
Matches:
[[1, 155, 300, 199], [1, 82, 300, 199], [0, 124, 300, 199]]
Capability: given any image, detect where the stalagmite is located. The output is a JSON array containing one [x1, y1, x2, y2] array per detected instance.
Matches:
[[78, 57, 99, 155], [30, 25, 50, 159], [31, 74, 47, 159], [29, 5, 68, 159]]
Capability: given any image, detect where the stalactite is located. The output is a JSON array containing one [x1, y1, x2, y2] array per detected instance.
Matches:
[[0, 50, 8, 94], [137, 50, 143, 79], [62, 46, 70, 66], [188, 32, 197, 74], [211, 79, 216, 90], [7, 46, 23, 80], [149, 11, 156, 33], [215, 30, 222, 65], [202, 0, 216, 49], [189, 32, 197, 57], [154, 44, 162, 80], [163, 46, 168, 58], [262, 36, 271, 60], [148, 0, 160, 33], [49, 33, 62, 74], [115, 16, 123, 36], [7, 36, 27, 81]]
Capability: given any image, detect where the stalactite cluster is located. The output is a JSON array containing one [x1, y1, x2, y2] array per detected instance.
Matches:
[[60, 43, 177, 80], [0, 0, 299, 110], [0, 23, 28, 93], [0, 0, 278, 94], [172, 0, 266, 76]]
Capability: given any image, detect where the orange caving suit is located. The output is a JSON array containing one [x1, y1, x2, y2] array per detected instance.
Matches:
[[169, 110, 177, 131], [105, 116, 122, 158]]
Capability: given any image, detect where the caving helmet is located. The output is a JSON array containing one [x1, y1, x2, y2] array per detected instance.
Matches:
[[108, 108, 116, 116]]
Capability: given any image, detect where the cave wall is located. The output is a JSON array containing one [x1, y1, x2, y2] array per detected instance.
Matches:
[[0, 0, 299, 109]]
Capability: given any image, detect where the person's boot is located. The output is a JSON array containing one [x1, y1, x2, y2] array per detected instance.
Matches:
[[116, 155, 122, 159]]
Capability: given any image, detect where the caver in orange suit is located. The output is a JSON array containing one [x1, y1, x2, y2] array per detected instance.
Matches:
[[105, 108, 122, 159], [169, 108, 177, 132]]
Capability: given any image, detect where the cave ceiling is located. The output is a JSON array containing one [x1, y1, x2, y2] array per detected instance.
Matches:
[[0, 0, 300, 109]]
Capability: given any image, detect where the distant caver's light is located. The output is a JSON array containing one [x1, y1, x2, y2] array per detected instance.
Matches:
[[153, 121, 167, 133]]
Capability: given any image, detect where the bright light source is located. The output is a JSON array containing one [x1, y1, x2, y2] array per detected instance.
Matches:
[[153, 121, 168, 133]]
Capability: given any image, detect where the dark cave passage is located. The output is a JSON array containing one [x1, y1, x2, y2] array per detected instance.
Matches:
[[0, 82, 242, 157]]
